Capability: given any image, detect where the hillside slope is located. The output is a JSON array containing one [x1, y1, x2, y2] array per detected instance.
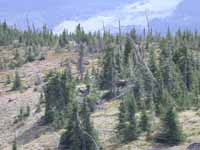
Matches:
[[0, 49, 200, 150]]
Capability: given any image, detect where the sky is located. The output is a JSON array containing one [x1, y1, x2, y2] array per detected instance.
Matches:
[[0, 0, 186, 33], [54, 0, 184, 33]]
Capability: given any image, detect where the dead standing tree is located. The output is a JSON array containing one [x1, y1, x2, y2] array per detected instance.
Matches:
[[78, 43, 85, 81]]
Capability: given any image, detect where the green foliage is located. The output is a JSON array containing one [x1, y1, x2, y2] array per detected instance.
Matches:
[[117, 90, 138, 143], [12, 140, 17, 150], [173, 45, 194, 91], [12, 70, 22, 90], [59, 29, 68, 48], [5, 74, 11, 85], [80, 98, 98, 150], [139, 110, 150, 132], [59, 103, 82, 150], [156, 107, 183, 145], [44, 69, 75, 125], [60, 101, 99, 150], [100, 46, 115, 90], [87, 90, 100, 112], [148, 47, 158, 78], [125, 91, 138, 141], [0, 22, 56, 69], [1, 21, 200, 145], [124, 37, 133, 65]]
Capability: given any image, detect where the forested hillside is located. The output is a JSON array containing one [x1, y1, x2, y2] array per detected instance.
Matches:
[[0, 22, 200, 150]]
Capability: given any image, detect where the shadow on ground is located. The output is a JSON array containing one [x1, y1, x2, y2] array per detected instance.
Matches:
[[16, 117, 55, 145]]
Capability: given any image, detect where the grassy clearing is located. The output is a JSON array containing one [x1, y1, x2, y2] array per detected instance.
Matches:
[[92, 101, 200, 150]]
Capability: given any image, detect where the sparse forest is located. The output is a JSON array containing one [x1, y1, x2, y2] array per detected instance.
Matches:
[[0, 21, 200, 150]]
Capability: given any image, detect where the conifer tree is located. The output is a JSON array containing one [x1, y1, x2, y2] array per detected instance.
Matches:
[[124, 37, 133, 65], [60, 103, 83, 150], [159, 39, 182, 98], [44, 70, 75, 124], [14, 49, 24, 67], [59, 30, 68, 48], [6, 74, 11, 85], [148, 47, 158, 78], [26, 47, 35, 62], [60, 101, 99, 150], [12, 140, 17, 150], [142, 64, 154, 109], [130, 28, 137, 41], [117, 90, 138, 143], [116, 101, 127, 142], [156, 106, 183, 145], [80, 98, 98, 150], [100, 46, 116, 93], [12, 70, 21, 90], [139, 110, 150, 132], [173, 45, 193, 91], [125, 91, 138, 141], [159, 40, 174, 90]]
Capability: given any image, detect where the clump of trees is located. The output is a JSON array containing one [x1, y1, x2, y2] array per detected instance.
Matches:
[[44, 69, 100, 150], [99, 27, 200, 145], [44, 69, 75, 125], [60, 99, 99, 150]]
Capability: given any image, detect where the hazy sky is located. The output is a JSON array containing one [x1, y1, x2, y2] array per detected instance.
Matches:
[[0, 0, 185, 32], [0, 0, 134, 24], [53, 0, 184, 33]]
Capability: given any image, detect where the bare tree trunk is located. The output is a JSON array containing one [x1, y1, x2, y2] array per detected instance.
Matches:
[[78, 43, 85, 81]]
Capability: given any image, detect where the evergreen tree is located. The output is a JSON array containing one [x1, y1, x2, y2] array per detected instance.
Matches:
[[139, 110, 150, 132], [60, 103, 83, 150], [6, 74, 11, 85], [142, 64, 154, 109], [125, 91, 138, 141], [59, 30, 68, 48], [80, 98, 98, 150], [173, 45, 193, 91], [117, 90, 138, 143], [12, 140, 17, 150], [13, 49, 24, 68], [159, 39, 182, 98], [130, 28, 137, 41], [26, 47, 35, 62], [44, 70, 75, 124], [148, 47, 158, 78], [159, 40, 174, 91], [12, 70, 21, 90], [116, 101, 127, 142], [156, 106, 183, 145], [100, 45, 117, 94], [124, 37, 133, 65], [60, 101, 99, 150]]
